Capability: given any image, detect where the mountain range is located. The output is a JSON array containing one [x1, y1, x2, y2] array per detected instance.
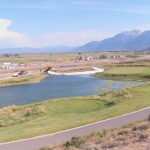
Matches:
[[0, 46, 75, 54], [78, 30, 150, 52], [1, 30, 150, 53]]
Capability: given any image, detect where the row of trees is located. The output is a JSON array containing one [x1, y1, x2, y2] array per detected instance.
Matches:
[[1, 54, 20, 57]]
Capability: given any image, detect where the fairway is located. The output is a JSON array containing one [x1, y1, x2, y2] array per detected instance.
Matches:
[[104, 66, 150, 74], [0, 83, 150, 142], [95, 66, 150, 81]]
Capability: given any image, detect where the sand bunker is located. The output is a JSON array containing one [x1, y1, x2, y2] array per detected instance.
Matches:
[[48, 67, 104, 75]]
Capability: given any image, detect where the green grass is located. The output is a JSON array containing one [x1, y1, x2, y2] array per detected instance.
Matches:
[[0, 66, 150, 142], [0, 73, 48, 87], [94, 66, 150, 81], [0, 83, 150, 142]]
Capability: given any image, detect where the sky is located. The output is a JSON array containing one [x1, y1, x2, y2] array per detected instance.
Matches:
[[0, 0, 150, 48]]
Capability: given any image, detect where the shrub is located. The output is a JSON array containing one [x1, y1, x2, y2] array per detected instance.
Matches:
[[137, 133, 148, 141], [116, 137, 125, 142], [132, 125, 137, 131], [64, 141, 71, 147], [39, 147, 52, 150], [99, 130, 107, 138], [117, 130, 129, 135], [148, 115, 150, 121], [91, 130, 108, 138], [64, 136, 84, 148], [86, 147, 99, 150], [105, 101, 116, 107], [137, 124, 149, 130], [101, 142, 118, 149]]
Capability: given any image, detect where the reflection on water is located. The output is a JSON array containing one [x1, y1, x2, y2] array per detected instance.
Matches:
[[0, 75, 144, 108]]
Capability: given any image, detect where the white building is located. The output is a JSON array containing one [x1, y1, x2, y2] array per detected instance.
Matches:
[[2, 62, 20, 69]]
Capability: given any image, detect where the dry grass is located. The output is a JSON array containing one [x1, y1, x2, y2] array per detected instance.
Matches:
[[0, 105, 45, 127], [47, 120, 150, 150], [0, 73, 48, 87]]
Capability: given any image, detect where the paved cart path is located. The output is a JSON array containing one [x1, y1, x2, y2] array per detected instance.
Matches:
[[0, 107, 150, 150]]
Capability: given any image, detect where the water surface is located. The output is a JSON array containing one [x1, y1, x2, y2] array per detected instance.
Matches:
[[0, 75, 143, 108]]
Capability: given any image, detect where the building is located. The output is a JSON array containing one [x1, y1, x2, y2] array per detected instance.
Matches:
[[110, 55, 121, 59], [99, 55, 108, 59], [75, 55, 93, 61], [2, 62, 20, 69]]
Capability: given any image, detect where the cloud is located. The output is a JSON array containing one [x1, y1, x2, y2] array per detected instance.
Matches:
[[124, 24, 150, 32], [1, 18, 150, 49], [0, 18, 31, 47], [35, 30, 113, 47], [0, 18, 112, 48]]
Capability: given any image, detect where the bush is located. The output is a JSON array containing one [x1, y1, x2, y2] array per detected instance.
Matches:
[[148, 115, 150, 121], [101, 143, 118, 149], [90, 130, 108, 138], [116, 137, 125, 142], [132, 126, 137, 131], [99, 130, 107, 138], [64, 141, 71, 147], [105, 101, 116, 107], [137, 124, 149, 130], [64, 136, 84, 148], [86, 147, 99, 150], [39, 147, 52, 150], [117, 130, 129, 135], [138, 133, 148, 141]]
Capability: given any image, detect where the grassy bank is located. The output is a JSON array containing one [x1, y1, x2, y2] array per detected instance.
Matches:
[[94, 66, 150, 81], [0, 83, 150, 142], [0, 73, 48, 87]]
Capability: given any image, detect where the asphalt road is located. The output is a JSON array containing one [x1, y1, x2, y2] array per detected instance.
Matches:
[[0, 107, 150, 150]]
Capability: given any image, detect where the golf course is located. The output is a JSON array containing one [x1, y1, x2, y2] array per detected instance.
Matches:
[[0, 66, 150, 142], [94, 66, 150, 81]]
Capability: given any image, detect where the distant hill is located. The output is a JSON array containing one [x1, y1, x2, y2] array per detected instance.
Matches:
[[0, 46, 76, 54], [77, 30, 150, 52], [2, 30, 150, 54]]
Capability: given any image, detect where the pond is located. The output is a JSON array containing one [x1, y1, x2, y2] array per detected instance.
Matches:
[[0, 75, 144, 108]]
